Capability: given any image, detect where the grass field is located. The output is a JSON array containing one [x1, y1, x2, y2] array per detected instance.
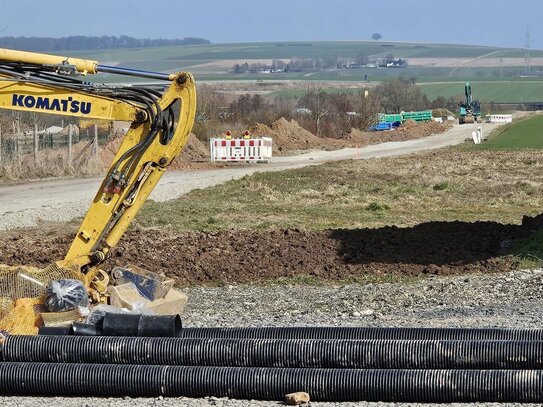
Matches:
[[62, 41, 543, 87], [268, 78, 543, 100], [73, 41, 536, 64], [47, 40, 543, 103], [472, 115, 543, 150], [139, 150, 543, 231]]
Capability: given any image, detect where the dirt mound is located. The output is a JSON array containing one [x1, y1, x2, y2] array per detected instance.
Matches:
[[251, 118, 447, 155], [169, 133, 215, 170], [2, 214, 542, 286], [99, 133, 123, 168], [251, 118, 341, 154], [396, 120, 448, 138], [432, 108, 455, 118], [347, 120, 448, 146], [100, 133, 215, 170]]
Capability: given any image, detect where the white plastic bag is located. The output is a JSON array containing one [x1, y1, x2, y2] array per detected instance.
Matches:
[[44, 279, 89, 312]]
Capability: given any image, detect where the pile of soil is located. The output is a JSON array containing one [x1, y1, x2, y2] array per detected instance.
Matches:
[[251, 118, 448, 155], [100, 133, 213, 170], [169, 133, 216, 170], [347, 120, 448, 146], [2, 213, 542, 286], [250, 118, 343, 154], [432, 108, 455, 118], [99, 133, 123, 168]]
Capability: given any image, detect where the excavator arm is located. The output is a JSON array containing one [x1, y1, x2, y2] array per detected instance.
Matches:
[[0, 48, 196, 282]]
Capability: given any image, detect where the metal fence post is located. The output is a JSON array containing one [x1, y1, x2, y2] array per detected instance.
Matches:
[[68, 124, 73, 166], [33, 123, 38, 163], [93, 124, 98, 158]]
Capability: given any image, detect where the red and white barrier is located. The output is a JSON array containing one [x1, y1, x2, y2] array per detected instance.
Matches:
[[488, 114, 512, 123], [210, 137, 273, 163]]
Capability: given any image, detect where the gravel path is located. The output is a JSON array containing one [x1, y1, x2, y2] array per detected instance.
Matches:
[[2, 268, 543, 406]]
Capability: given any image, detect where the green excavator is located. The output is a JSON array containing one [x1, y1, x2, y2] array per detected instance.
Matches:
[[458, 82, 481, 124]]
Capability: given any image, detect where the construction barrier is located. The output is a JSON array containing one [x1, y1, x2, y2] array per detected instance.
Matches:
[[210, 137, 272, 163], [488, 114, 512, 123]]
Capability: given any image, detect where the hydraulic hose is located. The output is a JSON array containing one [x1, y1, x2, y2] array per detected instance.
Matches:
[[4, 336, 543, 370], [0, 362, 542, 402], [179, 326, 543, 341]]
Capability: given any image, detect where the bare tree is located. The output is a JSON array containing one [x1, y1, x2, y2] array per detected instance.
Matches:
[[376, 78, 429, 113], [372, 33, 382, 41], [298, 85, 331, 136], [351, 90, 382, 129], [196, 85, 227, 123]]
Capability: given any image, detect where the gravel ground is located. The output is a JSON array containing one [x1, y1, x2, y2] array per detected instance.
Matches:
[[181, 268, 543, 329], [2, 268, 543, 406]]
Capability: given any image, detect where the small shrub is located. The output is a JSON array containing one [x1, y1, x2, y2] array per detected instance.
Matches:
[[433, 182, 449, 191], [365, 202, 389, 211]]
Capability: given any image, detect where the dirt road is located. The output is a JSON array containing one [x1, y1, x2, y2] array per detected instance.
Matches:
[[0, 121, 499, 230]]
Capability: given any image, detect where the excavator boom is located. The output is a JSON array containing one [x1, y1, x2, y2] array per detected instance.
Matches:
[[0, 48, 196, 278]]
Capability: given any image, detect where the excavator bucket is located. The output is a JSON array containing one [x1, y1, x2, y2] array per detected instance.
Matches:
[[463, 115, 475, 124]]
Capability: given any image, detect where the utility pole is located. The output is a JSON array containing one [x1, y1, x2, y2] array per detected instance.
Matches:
[[525, 26, 531, 73]]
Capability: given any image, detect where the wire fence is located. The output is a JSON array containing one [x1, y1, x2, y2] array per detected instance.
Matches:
[[0, 123, 112, 167]]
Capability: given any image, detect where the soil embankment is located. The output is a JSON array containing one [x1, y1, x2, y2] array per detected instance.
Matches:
[[1, 213, 540, 286]]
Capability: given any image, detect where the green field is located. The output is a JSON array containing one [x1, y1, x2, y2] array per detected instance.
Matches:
[[62, 41, 542, 83], [473, 115, 543, 150], [72, 41, 535, 64]]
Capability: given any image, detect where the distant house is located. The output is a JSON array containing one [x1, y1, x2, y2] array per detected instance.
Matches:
[[292, 108, 312, 115]]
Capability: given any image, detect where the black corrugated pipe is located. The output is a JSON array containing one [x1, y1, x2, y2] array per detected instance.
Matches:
[[179, 326, 543, 340], [138, 315, 182, 337], [100, 313, 182, 337], [4, 336, 543, 370], [102, 313, 140, 336], [0, 362, 543, 402], [72, 322, 103, 336], [36, 326, 73, 336]]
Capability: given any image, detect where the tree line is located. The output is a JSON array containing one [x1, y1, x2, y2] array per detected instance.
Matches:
[[0, 36, 210, 51]]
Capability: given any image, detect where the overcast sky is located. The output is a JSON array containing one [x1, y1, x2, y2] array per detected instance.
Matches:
[[1, 0, 541, 49]]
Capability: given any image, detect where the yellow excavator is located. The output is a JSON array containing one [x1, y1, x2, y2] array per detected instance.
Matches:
[[0, 48, 196, 331]]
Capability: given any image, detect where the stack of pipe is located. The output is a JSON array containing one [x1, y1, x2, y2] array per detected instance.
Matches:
[[1, 325, 543, 402]]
